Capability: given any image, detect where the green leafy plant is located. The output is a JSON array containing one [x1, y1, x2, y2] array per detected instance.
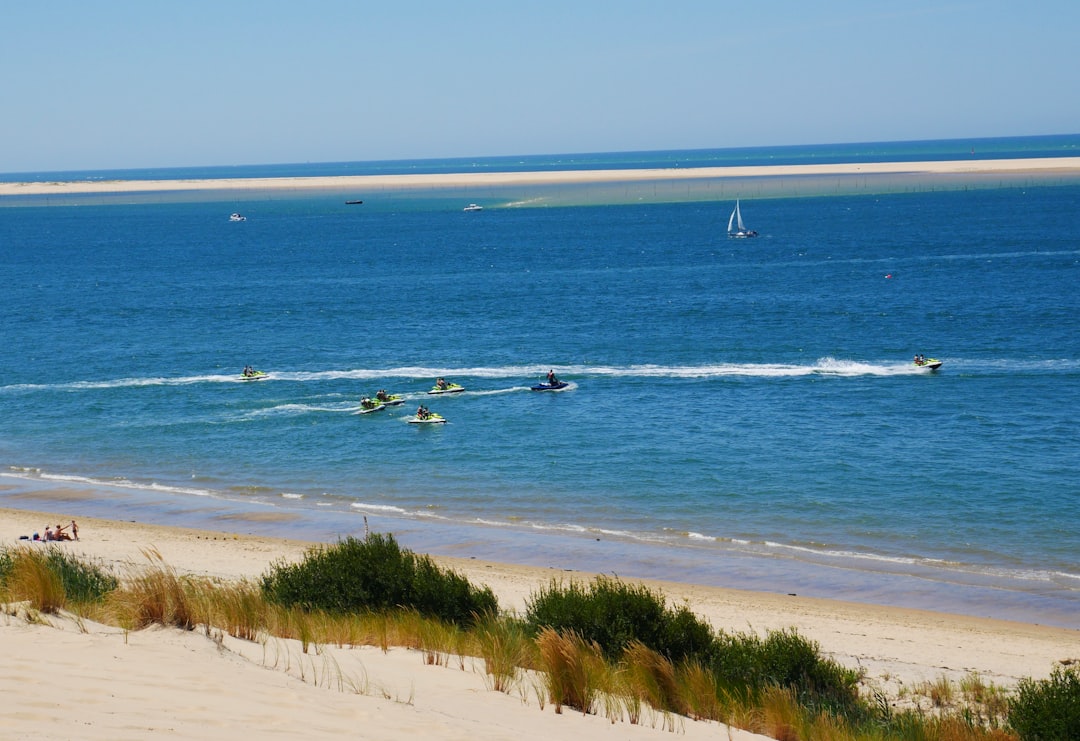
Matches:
[[259, 533, 497, 627], [1009, 663, 1080, 740], [524, 575, 714, 663]]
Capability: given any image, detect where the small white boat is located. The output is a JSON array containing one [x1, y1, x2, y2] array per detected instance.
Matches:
[[463, 203, 483, 212], [726, 200, 757, 238], [229, 213, 247, 222]]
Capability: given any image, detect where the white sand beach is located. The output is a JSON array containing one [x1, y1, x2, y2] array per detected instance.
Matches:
[[3, 157, 1080, 197], [2, 506, 1077, 739]]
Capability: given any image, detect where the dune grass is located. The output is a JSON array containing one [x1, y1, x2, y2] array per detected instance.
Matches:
[[1, 535, 1066, 740]]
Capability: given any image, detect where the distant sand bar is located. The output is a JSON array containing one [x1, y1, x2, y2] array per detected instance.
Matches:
[[4, 156, 1080, 197]]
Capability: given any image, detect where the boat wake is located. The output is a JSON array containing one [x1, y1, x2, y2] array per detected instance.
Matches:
[[4, 358, 1080, 396]]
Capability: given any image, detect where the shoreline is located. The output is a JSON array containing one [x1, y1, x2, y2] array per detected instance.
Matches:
[[3, 481, 1078, 631], [3, 156, 1080, 196], [4, 505, 1077, 675], [3, 504, 1077, 739]]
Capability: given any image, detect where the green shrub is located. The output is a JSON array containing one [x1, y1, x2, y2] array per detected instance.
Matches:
[[524, 575, 715, 664], [1009, 664, 1080, 740], [711, 628, 861, 716], [0, 547, 14, 582], [259, 533, 497, 628], [0, 546, 117, 610], [41, 548, 118, 604]]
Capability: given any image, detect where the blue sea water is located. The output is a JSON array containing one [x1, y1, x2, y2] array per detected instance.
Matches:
[[2, 138, 1079, 627]]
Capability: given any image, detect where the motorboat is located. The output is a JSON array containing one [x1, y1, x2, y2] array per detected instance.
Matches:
[[229, 213, 247, 222], [463, 203, 483, 212]]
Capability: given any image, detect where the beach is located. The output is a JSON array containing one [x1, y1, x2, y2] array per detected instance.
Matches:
[[3, 505, 1077, 739], [3, 156, 1080, 197]]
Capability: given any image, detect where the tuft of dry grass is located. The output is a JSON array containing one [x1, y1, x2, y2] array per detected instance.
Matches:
[[676, 660, 725, 722], [535, 627, 607, 715], [475, 614, 535, 693], [619, 641, 683, 717], [107, 549, 197, 630], [758, 686, 803, 741], [4, 546, 65, 614]]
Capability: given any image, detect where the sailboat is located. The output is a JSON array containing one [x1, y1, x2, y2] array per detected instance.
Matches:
[[727, 200, 758, 238]]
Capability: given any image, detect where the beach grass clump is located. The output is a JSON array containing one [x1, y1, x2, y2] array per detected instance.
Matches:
[[109, 550, 198, 630], [207, 580, 267, 642], [1008, 663, 1080, 740], [259, 532, 497, 628], [534, 627, 608, 714], [524, 575, 715, 664], [474, 612, 536, 693], [0, 545, 118, 614], [0, 546, 65, 613]]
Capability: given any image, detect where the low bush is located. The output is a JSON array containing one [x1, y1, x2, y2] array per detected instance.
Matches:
[[711, 628, 862, 716], [0, 546, 118, 612], [41, 547, 119, 604], [524, 575, 715, 664], [259, 533, 497, 628], [1009, 663, 1080, 740]]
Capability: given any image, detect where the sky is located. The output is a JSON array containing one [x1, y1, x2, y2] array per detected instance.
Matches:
[[2, 0, 1078, 173]]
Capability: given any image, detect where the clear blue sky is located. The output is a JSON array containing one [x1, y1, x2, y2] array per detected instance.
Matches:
[[3, 1, 1077, 173]]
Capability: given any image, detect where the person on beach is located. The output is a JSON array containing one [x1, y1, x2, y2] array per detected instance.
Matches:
[[70, 520, 79, 540], [44, 525, 53, 541]]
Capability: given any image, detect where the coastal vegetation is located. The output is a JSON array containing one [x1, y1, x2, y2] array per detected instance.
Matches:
[[2, 534, 1076, 740]]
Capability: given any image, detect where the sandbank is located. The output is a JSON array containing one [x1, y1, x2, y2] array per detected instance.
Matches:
[[3, 506, 1077, 739], [3, 157, 1080, 197]]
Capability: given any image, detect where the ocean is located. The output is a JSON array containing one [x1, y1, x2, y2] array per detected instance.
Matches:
[[2, 136, 1079, 628]]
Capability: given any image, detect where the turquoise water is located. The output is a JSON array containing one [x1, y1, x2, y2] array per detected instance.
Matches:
[[2, 139, 1079, 627]]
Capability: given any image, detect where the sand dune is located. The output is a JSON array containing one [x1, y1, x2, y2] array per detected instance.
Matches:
[[3, 507, 1077, 739]]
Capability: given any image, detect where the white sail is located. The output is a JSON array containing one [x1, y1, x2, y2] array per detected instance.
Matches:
[[726, 199, 757, 238]]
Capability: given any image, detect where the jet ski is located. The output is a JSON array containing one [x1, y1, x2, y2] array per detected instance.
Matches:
[[358, 397, 386, 414], [408, 410, 446, 424], [530, 381, 568, 391], [240, 369, 268, 381], [427, 380, 465, 395], [913, 357, 943, 371], [374, 391, 404, 406]]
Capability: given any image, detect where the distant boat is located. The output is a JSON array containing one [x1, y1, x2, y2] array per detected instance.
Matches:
[[463, 203, 483, 212], [726, 200, 757, 238], [345, 200, 363, 205], [229, 213, 247, 222]]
